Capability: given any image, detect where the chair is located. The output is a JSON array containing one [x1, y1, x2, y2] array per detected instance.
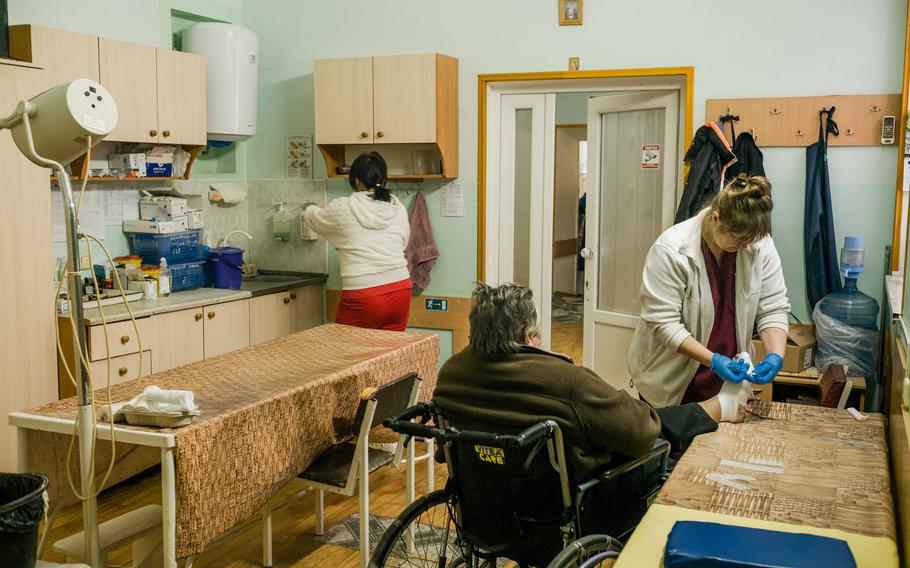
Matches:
[[370, 402, 670, 567], [289, 373, 422, 568]]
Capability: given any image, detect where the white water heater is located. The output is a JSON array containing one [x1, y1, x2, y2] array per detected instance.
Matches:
[[182, 23, 258, 142]]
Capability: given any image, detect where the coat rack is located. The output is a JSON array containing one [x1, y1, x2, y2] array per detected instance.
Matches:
[[705, 94, 901, 147]]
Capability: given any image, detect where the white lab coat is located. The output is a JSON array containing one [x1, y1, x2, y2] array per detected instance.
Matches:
[[628, 209, 790, 408]]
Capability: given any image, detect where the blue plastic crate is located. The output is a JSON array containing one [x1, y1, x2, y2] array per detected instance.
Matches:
[[130, 230, 202, 264], [169, 260, 207, 292]]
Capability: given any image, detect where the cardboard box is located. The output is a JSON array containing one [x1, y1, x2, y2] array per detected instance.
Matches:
[[145, 147, 174, 177], [187, 209, 204, 229], [752, 323, 816, 373], [109, 153, 146, 177], [140, 196, 187, 221], [122, 216, 188, 234]]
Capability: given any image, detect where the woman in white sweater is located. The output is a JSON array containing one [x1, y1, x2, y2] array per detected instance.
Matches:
[[303, 152, 412, 330], [628, 174, 791, 408]]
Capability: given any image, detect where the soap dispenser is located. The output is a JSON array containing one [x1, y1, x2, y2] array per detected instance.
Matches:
[[272, 202, 292, 241]]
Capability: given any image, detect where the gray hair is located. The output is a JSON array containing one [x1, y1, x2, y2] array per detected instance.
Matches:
[[469, 283, 540, 355]]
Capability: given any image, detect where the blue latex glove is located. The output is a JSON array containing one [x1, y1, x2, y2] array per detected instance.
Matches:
[[710, 353, 750, 383], [750, 353, 783, 384]]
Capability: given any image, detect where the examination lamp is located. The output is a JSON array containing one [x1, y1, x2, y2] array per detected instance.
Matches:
[[0, 78, 117, 568]]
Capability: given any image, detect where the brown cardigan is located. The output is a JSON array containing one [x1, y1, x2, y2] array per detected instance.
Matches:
[[433, 345, 662, 483]]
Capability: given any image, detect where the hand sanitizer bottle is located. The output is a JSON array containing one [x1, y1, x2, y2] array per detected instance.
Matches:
[[273, 202, 292, 241], [158, 257, 172, 297]]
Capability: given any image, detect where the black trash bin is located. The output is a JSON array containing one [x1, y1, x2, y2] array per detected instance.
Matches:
[[0, 472, 49, 568]]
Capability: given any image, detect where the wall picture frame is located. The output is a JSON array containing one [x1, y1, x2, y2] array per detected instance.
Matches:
[[559, 0, 582, 26]]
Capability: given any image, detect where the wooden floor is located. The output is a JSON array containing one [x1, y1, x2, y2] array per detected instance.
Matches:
[[40, 445, 449, 567], [551, 322, 583, 365]]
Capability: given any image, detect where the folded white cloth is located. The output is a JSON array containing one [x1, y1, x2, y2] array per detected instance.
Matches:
[[99, 386, 198, 422]]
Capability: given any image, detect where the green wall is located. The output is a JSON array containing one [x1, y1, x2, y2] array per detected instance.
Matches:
[[242, 0, 905, 317], [12, 0, 907, 319]]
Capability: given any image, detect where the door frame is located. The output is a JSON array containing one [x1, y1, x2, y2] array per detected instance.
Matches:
[[477, 67, 695, 283]]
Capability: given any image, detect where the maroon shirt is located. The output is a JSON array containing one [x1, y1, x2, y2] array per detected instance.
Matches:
[[682, 240, 738, 403]]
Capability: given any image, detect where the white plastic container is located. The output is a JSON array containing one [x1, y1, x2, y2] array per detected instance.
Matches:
[[181, 23, 259, 142]]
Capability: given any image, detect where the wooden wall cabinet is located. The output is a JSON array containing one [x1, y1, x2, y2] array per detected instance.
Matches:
[[98, 38, 206, 146], [315, 53, 458, 180]]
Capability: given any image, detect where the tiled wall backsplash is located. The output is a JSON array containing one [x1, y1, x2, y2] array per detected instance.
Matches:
[[172, 178, 328, 274]]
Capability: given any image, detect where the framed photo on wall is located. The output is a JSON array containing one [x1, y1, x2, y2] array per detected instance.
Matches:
[[559, 0, 582, 26]]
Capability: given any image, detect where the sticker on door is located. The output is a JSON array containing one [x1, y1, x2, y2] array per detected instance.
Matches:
[[641, 144, 661, 169]]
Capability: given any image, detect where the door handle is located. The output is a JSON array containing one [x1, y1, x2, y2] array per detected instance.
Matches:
[[207, 311, 216, 319], [580, 247, 594, 260], [360, 131, 369, 139], [120, 335, 130, 344], [195, 313, 203, 321], [376, 131, 385, 139], [162, 130, 171, 138], [283, 297, 290, 305], [118, 367, 128, 377], [290, 293, 297, 300], [149, 129, 158, 137]]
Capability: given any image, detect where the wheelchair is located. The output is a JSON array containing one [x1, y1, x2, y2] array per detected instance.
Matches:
[[369, 401, 670, 568]]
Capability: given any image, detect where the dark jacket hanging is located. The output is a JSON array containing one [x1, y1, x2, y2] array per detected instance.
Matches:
[[725, 132, 765, 182], [805, 109, 841, 309], [674, 123, 736, 223]]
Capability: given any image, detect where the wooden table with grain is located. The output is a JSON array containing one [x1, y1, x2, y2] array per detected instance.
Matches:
[[10, 324, 439, 568], [615, 401, 899, 567]]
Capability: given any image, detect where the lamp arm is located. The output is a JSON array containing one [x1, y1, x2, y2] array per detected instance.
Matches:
[[0, 100, 36, 131]]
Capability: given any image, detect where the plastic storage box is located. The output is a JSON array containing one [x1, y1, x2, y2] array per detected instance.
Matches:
[[169, 259, 207, 292], [130, 230, 202, 264]]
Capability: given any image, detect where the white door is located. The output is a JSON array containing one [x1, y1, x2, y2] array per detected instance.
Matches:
[[582, 92, 680, 391], [488, 93, 556, 348]]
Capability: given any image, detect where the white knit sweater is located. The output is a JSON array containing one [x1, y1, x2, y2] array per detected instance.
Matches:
[[304, 192, 411, 290]]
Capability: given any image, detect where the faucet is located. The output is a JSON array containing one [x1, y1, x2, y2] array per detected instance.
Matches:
[[219, 230, 257, 277]]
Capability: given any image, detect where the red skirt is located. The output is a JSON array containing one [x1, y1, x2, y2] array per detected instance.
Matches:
[[335, 278, 412, 332]]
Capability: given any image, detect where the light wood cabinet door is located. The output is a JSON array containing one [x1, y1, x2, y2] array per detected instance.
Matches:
[[373, 54, 436, 144], [315, 57, 374, 144], [89, 350, 152, 390], [99, 38, 159, 143], [250, 292, 293, 345], [289, 285, 324, 333], [203, 299, 250, 358], [21, 26, 100, 92], [151, 308, 205, 372], [156, 48, 207, 146]]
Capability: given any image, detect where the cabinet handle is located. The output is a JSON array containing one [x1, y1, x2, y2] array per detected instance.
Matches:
[[149, 129, 158, 137], [162, 130, 171, 138], [195, 313, 203, 321], [290, 293, 297, 300], [120, 335, 130, 344], [376, 131, 385, 138], [283, 297, 290, 305], [207, 311, 216, 319], [118, 367, 128, 377], [360, 131, 368, 139]]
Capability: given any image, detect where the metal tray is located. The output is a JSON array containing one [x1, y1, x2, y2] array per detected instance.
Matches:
[[121, 408, 200, 428]]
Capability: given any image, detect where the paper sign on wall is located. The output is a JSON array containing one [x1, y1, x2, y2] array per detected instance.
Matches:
[[440, 180, 464, 217], [286, 135, 313, 179], [641, 144, 661, 169]]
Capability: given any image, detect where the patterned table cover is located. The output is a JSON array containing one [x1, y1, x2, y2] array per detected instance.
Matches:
[[23, 324, 440, 557], [655, 401, 895, 541]]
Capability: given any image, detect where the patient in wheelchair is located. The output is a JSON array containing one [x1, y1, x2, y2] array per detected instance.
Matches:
[[432, 283, 748, 564]]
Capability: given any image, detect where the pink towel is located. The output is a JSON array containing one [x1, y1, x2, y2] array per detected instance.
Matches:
[[405, 192, 439, 290]]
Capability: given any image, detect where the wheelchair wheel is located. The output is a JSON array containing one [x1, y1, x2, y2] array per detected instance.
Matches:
[[545, 534, 622, 568], [371, 489, 462, 567]]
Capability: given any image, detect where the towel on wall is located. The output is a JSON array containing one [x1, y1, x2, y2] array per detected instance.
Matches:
[[405, 192, 439, 291]]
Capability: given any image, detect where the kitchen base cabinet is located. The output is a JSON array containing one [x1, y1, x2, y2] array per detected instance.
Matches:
[[250, 292, 293, 346], [152, 308, 205, 373], [290, 285, 324, 333], [203, 299, 251, 358]]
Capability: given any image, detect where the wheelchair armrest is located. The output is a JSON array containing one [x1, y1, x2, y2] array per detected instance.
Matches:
[[576, 438, 671, 495]]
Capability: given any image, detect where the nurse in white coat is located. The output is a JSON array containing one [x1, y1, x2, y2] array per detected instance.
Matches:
[[629, 174, 791, 409]]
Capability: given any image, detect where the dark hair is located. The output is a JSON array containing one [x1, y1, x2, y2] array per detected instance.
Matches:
[[468, 282, 540, 355], [349, 152, 391, 202], [709, 173, 773, 243]]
